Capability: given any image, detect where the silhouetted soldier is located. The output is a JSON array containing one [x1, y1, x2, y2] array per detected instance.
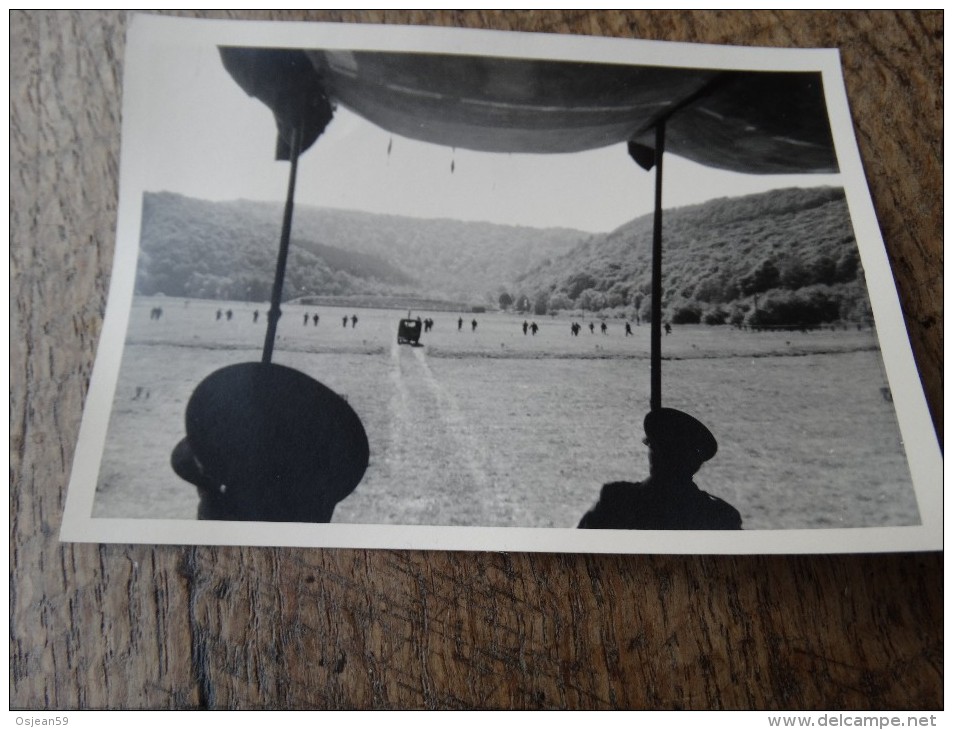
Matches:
[[530, 321, 539, 335], [170, 363, 369, 523], [600, 321, 608, 335], [664, 322, 672, 335], [352, 314, 358, 328], [458, 317, 464, 331], [253, 310, 260, 323], [522, 321, 529, 335], [226, 309, 233, 321], [216, 309, 223, 321], [343, 315, 348, 327], [304, 312, 309, 326], [312, 313, 319, 326], [589, 322, 595, 334], [625, 322, 633, 336], [471, 318, 478, 332], [578, 408, 742, 530]]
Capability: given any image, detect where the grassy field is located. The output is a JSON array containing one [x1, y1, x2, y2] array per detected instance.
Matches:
[[91, 296, 920, 530]]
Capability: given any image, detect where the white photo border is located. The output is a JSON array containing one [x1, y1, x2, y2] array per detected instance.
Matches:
[[59, 14, 942, 554]]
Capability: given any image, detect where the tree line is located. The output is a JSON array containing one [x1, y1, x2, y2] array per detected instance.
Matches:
[[134, 192, 581, 305], [502, 186, 873, 328]]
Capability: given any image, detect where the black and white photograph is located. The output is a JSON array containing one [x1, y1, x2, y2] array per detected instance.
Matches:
[[60, 15, 941, 553]]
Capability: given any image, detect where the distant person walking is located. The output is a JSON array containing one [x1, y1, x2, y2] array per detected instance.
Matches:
[[458, 316, 464, 331], [589, 322, 595, 334], [664, 322, 672, 335], [226, 310, 233, 321], [471, 318, 478, 332], [304, 313, 309, 326], [216, 309, 223, 321], [343, 315, 348, 328], [351, 314, 358, 328], [578, 408, 742, 530], [600, 321, 608, 335], [522, 321, 529, 335], [625, 322, 633, 336], [530, 321, 538, 336], [312, 313, 319, 326], [253, 310, 260, 323]]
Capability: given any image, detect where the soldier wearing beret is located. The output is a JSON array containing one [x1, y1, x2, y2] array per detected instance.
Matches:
[[579, 408, 742, 530]]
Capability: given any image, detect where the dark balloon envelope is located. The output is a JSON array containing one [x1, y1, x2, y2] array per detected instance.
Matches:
[[220, 46, 838, 174]]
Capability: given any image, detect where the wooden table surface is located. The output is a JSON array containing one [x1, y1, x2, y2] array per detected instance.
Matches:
[[10, 11, 942, 710]]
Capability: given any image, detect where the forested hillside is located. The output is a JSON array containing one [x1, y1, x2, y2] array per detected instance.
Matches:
[[509, 186, 871, 327], [135, 193, 582, 304], [136, 187, 871, 327], [277, 204, 584, 302]]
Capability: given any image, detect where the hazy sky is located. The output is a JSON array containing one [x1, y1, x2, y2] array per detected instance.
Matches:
[[132, 43, 843, 233]]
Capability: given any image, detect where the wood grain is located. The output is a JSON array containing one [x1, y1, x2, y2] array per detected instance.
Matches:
[[10, 11, 942, 709]]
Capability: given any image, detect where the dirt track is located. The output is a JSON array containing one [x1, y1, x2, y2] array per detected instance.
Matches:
[[91, 298, 920, 530]]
